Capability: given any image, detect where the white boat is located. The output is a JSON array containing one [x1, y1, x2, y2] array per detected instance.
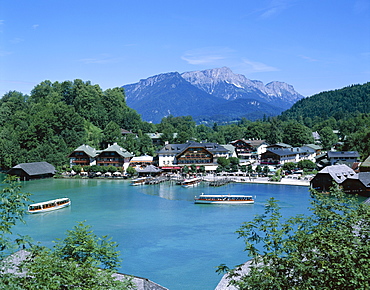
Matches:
[[194, 193, 254, 204], [28, 198, 71, 214], [130, 177, 148, 186], [181, 178, 202, 188]]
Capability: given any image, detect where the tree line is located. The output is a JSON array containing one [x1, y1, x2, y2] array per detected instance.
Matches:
[[1, 80, 369, 171]]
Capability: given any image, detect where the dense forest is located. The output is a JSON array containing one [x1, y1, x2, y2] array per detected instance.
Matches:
[[0, 80, 369, 170]]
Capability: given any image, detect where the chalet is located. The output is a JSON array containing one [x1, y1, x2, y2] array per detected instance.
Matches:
[[341, 172, 370, 197], [157, 142, 230, 172], [266, 143, 292, 150], [69, 143, 133, 170], [7, 162, 55, 181], [260, 145, 317, 165], [68, 144, 97, 167], [230, 139, 268, 160], [301, 144, 322, 156], [129, 155, 154, 168], [327, 151, 360, 166], [310, 164, 356, 191], [96, 143, 133, 169]]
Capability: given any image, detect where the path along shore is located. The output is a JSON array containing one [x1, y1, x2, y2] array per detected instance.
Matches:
[[203, 175, 310, 187]]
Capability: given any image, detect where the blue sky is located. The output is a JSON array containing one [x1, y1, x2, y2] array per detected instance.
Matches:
[[0, 0, 369, 97]]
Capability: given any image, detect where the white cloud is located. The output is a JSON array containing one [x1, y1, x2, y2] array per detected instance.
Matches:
[[299, 55, 318, 62], [78, 54, 123, 64], [181, 47, 233, 65], [0, 50, 12, 57], [241, 58, 279, 73], [10, 38, 24, 44], [259, 0, 296, 19], [32, 24, 39, 29]]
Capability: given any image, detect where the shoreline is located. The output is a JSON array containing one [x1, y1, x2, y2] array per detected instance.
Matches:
[[203, 176, 310, 187]]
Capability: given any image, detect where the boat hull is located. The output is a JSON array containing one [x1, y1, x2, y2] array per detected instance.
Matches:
[[194, 200, 254, 204], [28, 198, 71, 214], [194, 194, 254, 205]]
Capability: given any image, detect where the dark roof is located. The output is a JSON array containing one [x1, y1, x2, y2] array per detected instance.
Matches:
[[136, 165, 162, 173], [327, 151, 360, 158], [157, 142, 228, 155], [358, 172, 370, 188], [264, 147, 309, 157], [267, 143, 292, 149], [317, 164, 356, 183], [8, 162, 55, 176]]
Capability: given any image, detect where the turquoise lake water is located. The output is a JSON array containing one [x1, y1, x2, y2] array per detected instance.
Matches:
[[13, 178, 312, 290]]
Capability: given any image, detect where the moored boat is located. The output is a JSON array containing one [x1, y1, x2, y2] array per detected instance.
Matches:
[[28, 198, 71, 214], [181, 178, 202, 188], [194, 193, 254, 204], [130, 177, 149, 186]]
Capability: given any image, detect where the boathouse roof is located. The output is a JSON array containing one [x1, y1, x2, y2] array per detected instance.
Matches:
[[317, 164, 356, 184], [7, 162, 56, 180]]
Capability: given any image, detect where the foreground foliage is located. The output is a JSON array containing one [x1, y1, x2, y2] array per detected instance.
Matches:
[[0, 177, 136, 289], [0, 176, 32, 257], [218, 185, 370, 289]]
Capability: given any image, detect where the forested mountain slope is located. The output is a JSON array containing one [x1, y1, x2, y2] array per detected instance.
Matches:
[[281, 82, 370, 121]]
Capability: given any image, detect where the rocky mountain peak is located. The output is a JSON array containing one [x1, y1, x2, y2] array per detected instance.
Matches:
[[123, 67, 304, 123]]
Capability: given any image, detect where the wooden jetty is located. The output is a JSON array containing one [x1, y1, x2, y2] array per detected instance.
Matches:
[[208, 178, 233, 187], [145, 176, 170, 185]]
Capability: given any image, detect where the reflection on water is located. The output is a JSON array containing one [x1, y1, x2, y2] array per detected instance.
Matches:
[[13, 178, 312, 290]]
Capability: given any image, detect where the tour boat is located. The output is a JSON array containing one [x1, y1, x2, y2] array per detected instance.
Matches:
[[28, 197, 71, 214], [181, 178, 202, 188], [194, 193, 254, 204], [130, 177, 148, 186]]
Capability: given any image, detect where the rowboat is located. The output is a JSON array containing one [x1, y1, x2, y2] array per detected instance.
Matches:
[[194, 193, 254, 204], [28, 198, 71, 214], [130, 177, 149, 186], [181, 178, 202, 188]]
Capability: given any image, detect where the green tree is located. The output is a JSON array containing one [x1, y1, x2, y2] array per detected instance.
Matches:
[[282, 162, 296, 171], [2, 222, 136, 289], [54, 221, 121, 270], [247, 165, 253, 176], [319, 126, 338, 150], [218, 185, 370, 289], [0, 176, 32, 256], [217, 157, 230, 168], [2, 246, 135, 290], [228, 157, 240, 166], [297, 159, 316, 171], [282, 121, 314, 147], [126, 166, 136, 176], [255, 164, 262, 176], [262, 165, 270, 176], [182, 165, 189, 175], [102, 121, 122, 147]]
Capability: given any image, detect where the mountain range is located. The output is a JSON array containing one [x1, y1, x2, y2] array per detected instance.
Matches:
[[123, 67, 304, 124]]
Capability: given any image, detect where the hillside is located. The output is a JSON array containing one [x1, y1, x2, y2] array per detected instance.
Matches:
[[281, 82, 370, 121]]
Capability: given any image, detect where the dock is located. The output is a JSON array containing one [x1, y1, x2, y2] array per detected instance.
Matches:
[[145, 176, 170, 185], [208, 178, 233, 187]]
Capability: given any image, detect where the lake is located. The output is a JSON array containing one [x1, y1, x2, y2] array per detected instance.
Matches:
[[13, 178, 312, 290]]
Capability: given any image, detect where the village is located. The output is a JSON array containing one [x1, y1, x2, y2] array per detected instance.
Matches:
[[7, 134, 370, 199]]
